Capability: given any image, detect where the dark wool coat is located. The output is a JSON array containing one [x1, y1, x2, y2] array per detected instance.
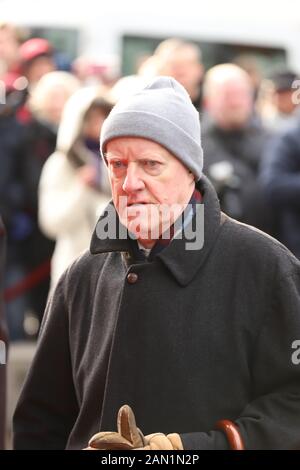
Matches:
[[13, 177, 300, 450]]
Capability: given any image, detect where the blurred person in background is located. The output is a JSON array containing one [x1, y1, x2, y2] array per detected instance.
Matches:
[[153, 38, 204, 111], [0, 23, 28, 118], [201, 63, 274, 235], [0, 22, 23, 77], [72, 55, 119, 87], [260, 112, 300, 259], [0, 75, 28, 341], [38, 87, 112, 288], [18, 38, 56, 87], [260, 70, 299, 132], [0, 24, 29, 126], [18, 71, 80, 330], [0, 217, 8, 449], [17, 37, 57, 124], [72, 56, 96, 85]]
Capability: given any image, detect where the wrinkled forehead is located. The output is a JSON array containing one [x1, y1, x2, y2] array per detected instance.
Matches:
[[210, 75, 252, 98]]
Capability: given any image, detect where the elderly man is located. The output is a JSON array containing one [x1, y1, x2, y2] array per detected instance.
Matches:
[[13, 77, 300, 450]]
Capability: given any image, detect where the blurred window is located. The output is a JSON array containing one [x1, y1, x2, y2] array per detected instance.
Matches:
[[122, 34, 286, 77]]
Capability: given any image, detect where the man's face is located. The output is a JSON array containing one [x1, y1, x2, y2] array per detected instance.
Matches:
[[161, 47, 203, 100], [25, 56, 55, 85], [0, 27, 19, 68], [105, 137, 195, 247], [274, 90, 297, 115], [206, 78, 253, 130], [83, 108, 106, 141], [43, 85, 72, 125]]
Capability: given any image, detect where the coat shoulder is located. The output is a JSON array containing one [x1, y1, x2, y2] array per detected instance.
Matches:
[[220, 215, 300, 277]]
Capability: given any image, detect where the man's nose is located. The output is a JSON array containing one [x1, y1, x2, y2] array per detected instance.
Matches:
[[122, 163, 145, 193]]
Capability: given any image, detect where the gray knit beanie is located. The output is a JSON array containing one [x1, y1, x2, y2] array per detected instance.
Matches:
[[100, 76, 203, 181]]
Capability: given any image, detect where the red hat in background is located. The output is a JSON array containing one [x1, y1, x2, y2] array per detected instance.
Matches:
[[19, 38, 53, 64]]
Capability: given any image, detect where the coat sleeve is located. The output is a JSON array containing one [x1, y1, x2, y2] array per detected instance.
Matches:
[[13, 272, 79, 449], [181, 268, 300, 450]]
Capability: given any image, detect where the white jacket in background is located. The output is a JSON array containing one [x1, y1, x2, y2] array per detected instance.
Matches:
[[38, 87, 111, 288]]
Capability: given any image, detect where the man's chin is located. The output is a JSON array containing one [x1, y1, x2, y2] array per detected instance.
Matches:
[[126, 221, 161, 242]]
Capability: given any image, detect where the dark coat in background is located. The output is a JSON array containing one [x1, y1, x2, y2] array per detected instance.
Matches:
[[0, 217, 8, 449], [202, 116, 274, 235], [0, 115, 25, 265], [13, 177, 300, 450], [19, 118, 57, 321], [260, 120, 300, 259]]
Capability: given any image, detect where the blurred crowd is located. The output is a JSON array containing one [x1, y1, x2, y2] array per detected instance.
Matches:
[[0, 23, 299, 351]]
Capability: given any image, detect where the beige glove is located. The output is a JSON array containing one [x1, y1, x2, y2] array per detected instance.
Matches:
[[136, 432, 183, 450], [85, 404, 183, 450], [85, 404, 145, 450]]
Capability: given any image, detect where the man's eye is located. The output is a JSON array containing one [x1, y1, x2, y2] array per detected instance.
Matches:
[[111, 161, 125, 169], [143, 160, 159, 168]]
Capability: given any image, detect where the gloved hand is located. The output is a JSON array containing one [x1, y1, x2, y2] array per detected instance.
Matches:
[[85, 404, 146, 450], [136, 432, 183, 450], [85, 404, 184, 450]]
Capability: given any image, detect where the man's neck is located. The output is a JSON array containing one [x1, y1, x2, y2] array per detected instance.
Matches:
[[137, 238, 156, 249], [136, 184, 196, 250]]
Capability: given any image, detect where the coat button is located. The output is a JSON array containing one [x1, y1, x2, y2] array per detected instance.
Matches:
[[127, 272, 138, 284]]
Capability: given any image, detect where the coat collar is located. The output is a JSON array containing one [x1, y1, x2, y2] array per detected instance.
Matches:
[[90, 175, 222, 286]]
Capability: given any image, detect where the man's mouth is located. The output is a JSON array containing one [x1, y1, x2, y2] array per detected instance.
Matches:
[[127, 202, 148, 207]]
